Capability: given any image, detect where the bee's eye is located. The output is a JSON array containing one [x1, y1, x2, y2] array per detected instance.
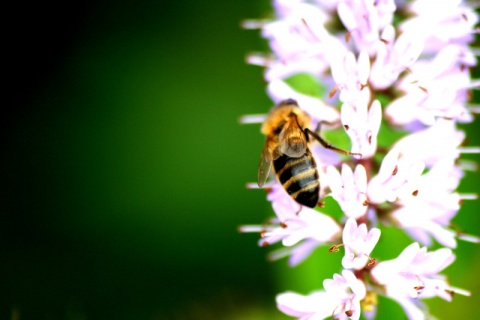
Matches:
[[274, 120, 285, 135]]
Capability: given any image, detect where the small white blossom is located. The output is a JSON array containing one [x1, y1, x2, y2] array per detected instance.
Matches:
[[337, 0, 396, 55], [386, 45, 477, 126], [240, 183, 342, 265], [267, 184, 342, 245], [341, 218, 381, 270], [263, 56, 329, 82], [393, 119, 465, 167], [277, 270, 366, 320], [326, 164, 368, 219], [271, 208, 341, 247], [330, 50, 371, 104], [259, 0, 349, 82], [323, 270, 367, 320], [367, 147, 425, 204], [262, 1, 328, 62], [391, 159, 463, 248], [276, 290, 336, 320], [369, 25, 424, 89], [400, 0, 479, 54], [341, 99, 382, 159], [371, 243, 470, 319]]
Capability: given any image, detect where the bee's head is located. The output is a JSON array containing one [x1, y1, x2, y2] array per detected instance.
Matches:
[[281, 98, 298, 106]]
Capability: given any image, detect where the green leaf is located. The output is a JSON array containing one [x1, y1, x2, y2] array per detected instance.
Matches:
[[284, 73, 326, 98]]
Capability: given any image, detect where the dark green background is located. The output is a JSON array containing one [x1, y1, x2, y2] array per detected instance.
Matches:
[[2, 1, 479, 319]]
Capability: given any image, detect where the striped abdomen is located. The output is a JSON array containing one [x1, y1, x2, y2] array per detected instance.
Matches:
[[273, 150, 319, 208]]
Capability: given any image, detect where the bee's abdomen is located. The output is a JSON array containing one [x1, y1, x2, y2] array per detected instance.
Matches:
[[273, 151, 319, 208]]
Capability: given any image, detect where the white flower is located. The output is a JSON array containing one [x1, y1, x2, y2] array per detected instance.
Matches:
[[391, 159, 463, 248], [400, 0, 478, 54], [341, 218, 381, 270], [240, 183, 342, 265], [276, 290, 336, 320], [268, 184, 342, 243], [330, 50, 371, 104], [369, 25, 424, 89], [326, 164, 368, 219], [246, 51, 328, 82], [277, 270, 366, 320], [386, 45, 477, 126], [393, 119, 465, 167], [371, 243, 470, 319], [262, 1, 328, 62], [337, 0, 396, 55], [323, 270, 367, 320], [367, 147, 425, 204], [264, 56, 329, 82], [341, 99, 382, 159], [257, 0, 348, 82]]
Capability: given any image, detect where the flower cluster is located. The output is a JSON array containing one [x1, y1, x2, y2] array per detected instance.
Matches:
[[241, 0, 479, 319]]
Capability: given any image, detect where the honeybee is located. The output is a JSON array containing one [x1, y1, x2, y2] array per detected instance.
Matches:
[[258, 99, 361, 208]]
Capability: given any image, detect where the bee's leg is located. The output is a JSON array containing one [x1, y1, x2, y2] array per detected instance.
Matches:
[[304, 128, 362, 158], [314, 120, 339, 134], [314, 121, 326, 134]]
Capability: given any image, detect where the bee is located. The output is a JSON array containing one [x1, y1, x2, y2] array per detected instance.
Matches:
[[258, 99, 361, 208]]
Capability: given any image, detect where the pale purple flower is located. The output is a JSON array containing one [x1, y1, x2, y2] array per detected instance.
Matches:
[[337, 0, 396, 55], [367, 147, 425, 204], [240, 183, 341, 265], [323, 270, 367, 320], [391, 159, 463, 248], [268, 183, 341, 238], [261, 2, 329, 62], [330, 50, 371, 104], [240, 215, 340, 266], [386, 45, 477, 126], [256, 0, 349, 83], [371, 242, 470, 319], [400, 0, 479, 54], [277, 270, 366, 320], [276, 290, 336, 320], [272, 0, 312, 18], [341, 99, 382, 159], [326, 164, 368, 219], [369, 25, 424, 89], [341, 218, 381, 270], [392, 119, 466, 167], [261, 56, 329, 82], [267, 238, 331, 266]]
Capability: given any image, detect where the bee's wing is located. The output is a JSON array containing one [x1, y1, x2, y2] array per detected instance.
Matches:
[[258, 141, 273, 187], [279, 119, 307, 157]]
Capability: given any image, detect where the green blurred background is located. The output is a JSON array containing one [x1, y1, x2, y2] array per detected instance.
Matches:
[[2, 1, 479, 319]]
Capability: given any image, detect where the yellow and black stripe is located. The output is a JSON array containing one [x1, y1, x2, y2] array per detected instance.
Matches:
[[273, 150, 319, 208]]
